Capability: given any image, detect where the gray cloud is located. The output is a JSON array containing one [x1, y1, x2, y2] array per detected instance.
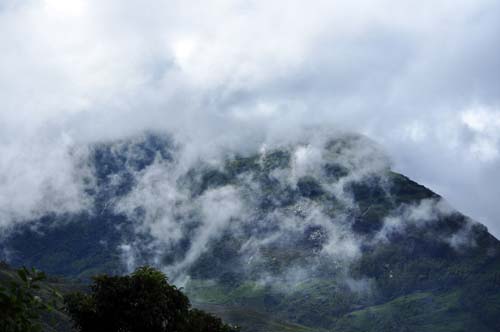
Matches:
[[0, 0, 499, 236]]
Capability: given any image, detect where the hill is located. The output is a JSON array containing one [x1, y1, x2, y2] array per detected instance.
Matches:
[[1, 132, 499, 331]]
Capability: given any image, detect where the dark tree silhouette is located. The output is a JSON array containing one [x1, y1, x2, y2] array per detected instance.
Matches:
[[64, 266, 238, 332]]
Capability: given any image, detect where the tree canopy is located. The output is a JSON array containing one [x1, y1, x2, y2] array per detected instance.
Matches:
[[64, 266, 238, 332]]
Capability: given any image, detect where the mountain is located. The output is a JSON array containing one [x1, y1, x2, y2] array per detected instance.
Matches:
[[1, 132, 499, 332]]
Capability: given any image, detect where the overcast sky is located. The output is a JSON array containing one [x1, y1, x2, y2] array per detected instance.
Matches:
[[0, 0, 499, 237]]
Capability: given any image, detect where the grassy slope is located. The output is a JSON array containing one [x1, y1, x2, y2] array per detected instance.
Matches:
[[333, 288, 498, 332], [191, 284, 500, 332], [194, 303, 319, 332]]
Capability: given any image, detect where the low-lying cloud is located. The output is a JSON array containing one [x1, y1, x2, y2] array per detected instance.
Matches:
[[79, 132, 475, 286]]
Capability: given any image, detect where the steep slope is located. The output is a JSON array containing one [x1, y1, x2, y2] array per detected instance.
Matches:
[[1, 132, 499, 331]]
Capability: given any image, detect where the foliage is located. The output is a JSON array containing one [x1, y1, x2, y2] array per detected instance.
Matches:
[[64, 266, 239, 332], [0, 266, 61, 332], [187, 309, 239, 332]]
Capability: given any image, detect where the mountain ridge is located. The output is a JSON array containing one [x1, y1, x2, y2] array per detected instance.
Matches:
[[1, 132, 499, 331]]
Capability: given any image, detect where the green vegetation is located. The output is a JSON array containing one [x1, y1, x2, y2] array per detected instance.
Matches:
[[333, 289, 492, 332], [0, 265, 63, 332], [64, 266, 238, 332], [194, 303, 320, 332]]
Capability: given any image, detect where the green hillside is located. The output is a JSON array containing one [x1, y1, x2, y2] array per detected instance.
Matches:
[[1, 133, 499, 331]]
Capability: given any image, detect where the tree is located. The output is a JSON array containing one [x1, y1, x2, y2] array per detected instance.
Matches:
[[0, 266, 59, 332], [186, 309, 239, 332], [64, 266, 239, 332]]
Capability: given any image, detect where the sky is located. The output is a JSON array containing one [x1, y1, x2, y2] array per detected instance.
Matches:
[[0, 0, 499, 237]]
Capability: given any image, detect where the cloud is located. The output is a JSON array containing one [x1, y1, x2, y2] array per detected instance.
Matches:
[[0, 0, 499, 237], [375, 198, 455, 242], [0, 134, 92, 230]]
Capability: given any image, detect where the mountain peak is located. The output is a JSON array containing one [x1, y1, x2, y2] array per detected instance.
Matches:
[[1, 131, 499, 331]]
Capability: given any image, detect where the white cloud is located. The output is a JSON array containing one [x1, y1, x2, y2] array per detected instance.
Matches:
[[0, 134, 92, 229], [375, 198, 454, 243], [0, 0, 499, 237]]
